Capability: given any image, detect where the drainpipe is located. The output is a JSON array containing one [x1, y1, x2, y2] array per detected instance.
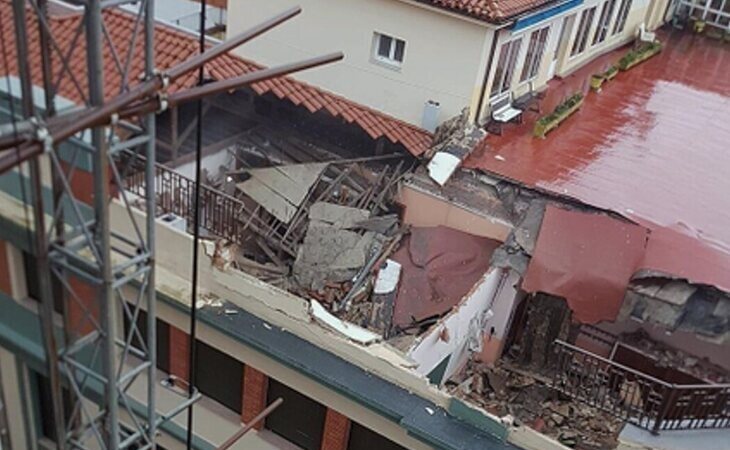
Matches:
[[474, 28, 501, 125]]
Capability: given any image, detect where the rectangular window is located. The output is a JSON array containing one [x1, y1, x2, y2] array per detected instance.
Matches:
[[23, 251, 64, 314], [571, 7, 597, 57], [348, 422, 407, 450], [373, 33, 406, 65], [35, 373, 73, 441], [490, 38, 523, 97], [122, 306, 170, 373], [520, 27, 550, 82], [612, 0, 633, 35], [593, 0, 617, 45], [266, 379, 326, 450], [195, 340, 243, 413]]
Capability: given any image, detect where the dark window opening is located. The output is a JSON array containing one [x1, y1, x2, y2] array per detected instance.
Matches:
[[195, 340, 243, 413], [23, 251, 64, 314], [348, 422, 407, 450], [36, 373, 73, 441], [122, 306, 171, 373], [265, 379, 326, 450]]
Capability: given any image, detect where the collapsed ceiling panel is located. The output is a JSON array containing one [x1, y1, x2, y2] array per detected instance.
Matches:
[[236, 163, 327, 223], [522, 205, 648, 324]]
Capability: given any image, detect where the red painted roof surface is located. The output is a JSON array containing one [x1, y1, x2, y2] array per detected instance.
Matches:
[[391, 226, 501, 328], [419, 0, 556, 22], [0, 2, 432, 155], [523, 205, 648, 324], [466, 30, 730, 290]]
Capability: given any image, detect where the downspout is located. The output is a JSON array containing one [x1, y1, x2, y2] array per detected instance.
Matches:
[[474, 29, 501, 125]]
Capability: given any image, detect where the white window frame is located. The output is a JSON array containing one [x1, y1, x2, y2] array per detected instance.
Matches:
[[489, 37, 523, 98], [612, 0, 634, 35], [372, 32, 406, 67], [520, 26, 551, 83], [592, 0, 618, 46], [570, 6, 597, 57]]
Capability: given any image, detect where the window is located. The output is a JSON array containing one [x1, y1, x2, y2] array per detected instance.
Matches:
[[520, 27, 550, 82], [570, 7, 597, 57], [593, 0, 617, 45], [23, 251, 64, 314], [195, 340, 243, 413], [348, 422, 406, 450], [373, 33, 406, 65], [35, 373, 73, 441], [490, 38, 523, 97], [265, 379, 326, 450], [122, 307, 170, 373], [612, 0, 633, 35]]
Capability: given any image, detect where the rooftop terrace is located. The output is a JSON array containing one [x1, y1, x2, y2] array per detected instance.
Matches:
[[467, 29, 730, 253]]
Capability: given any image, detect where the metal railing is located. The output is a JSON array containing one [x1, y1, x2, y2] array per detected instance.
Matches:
[[552, 340, 730, 433], [120, 151, 280, 248]]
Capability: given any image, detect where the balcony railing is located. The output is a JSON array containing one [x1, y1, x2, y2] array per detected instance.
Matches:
[[552, 340, 730, 433], [120, 151, 291, 252]]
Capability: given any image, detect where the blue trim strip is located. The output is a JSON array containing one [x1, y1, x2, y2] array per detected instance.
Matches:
[[511, 0, 584, 32]]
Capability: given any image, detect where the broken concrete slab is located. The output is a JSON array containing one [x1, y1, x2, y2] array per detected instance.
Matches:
[[293, 224, 377, 290], [237, 163, 327, 223], [308, 202, 370, 229]]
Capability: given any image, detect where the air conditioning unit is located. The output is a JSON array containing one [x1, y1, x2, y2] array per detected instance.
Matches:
[[158, 213, 187, 232]]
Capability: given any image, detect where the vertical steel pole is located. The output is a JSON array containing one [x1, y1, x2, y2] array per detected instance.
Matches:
[[85, 1, 118, 448], [10, 1, 67, 448], [144, 0, 158, 445]]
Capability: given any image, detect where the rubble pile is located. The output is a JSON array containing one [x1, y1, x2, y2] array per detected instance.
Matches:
[[620, 329, 730, 382], [447, 360, 623, 450]]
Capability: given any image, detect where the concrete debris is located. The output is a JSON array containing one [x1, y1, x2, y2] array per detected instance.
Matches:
[[293, 225, 378, 290], [619, 329, 730, 382], [308, 202, 370, 229], [447, 360, 623, 450], [236, 163, 327, 223], [426, 109, 486, 186]]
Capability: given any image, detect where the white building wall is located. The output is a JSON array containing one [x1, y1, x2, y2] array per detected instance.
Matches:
[[407, 268, 505, 383], [227, 0, 492, 127]]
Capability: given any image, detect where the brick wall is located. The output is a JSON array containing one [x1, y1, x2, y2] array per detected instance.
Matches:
[[242, 365, 268, 430], [0, 240, 11, 296], [66, 276, 99, 337], [169, 325, 190, 380], [321, 408, 351, 450]]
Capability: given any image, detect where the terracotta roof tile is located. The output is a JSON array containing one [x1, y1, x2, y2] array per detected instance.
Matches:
[[419, 0, 557, 22], [0, 2, 431, 156]]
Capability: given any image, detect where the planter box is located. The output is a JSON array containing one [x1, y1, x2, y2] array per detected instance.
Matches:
[[618, 43, 662, 71], [533, 96, 584, 138], [590, 75, 604, 91], [590, 66, 618, 91]]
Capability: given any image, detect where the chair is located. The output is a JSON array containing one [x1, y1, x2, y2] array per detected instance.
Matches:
[[486, 92, 522, 135], [638, 23, 656, 43]]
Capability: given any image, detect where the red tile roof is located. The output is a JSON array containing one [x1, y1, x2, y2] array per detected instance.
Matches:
[[419, 0, 557, 22], [466, 31, 730, 292], [0, 2, 432, 155]]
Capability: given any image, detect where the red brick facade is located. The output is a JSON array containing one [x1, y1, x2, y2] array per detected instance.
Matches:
[[0, 240, 11, 296], [66, 276, 99, 337], [321, 408, 351, 450], [169, 325, 190, 381], [242, 365, 268, 430]]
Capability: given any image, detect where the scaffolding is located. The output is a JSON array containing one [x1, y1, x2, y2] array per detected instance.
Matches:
[[0, 1, 341, 448]]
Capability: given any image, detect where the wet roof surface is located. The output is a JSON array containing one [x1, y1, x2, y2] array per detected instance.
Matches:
[[466, 30, 730, 255]]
